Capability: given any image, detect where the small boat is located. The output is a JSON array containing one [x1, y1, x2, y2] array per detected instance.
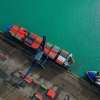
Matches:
[[86, 71, 100, 86]]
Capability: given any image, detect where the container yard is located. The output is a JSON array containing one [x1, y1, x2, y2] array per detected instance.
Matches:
[[0, 31, 100, 100]]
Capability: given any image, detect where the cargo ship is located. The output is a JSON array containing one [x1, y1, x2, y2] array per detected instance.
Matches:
[[3, 24, 74, 69]]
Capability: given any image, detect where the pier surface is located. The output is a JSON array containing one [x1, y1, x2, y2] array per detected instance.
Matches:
[[0, 37, 100, 100]]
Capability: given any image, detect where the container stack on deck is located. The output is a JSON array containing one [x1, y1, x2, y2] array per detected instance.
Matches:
[[4, 24, 74, 69]]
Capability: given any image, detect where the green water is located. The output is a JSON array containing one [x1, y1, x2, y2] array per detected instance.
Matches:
[[0, 0, 100, 77]]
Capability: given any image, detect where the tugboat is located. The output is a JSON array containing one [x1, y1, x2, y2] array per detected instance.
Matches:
[[86, 71, 100, 87]]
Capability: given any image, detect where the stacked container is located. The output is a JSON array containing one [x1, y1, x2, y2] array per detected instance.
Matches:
[[9, 25, 19, 36], [44, 42, 53, 55], [56, 50, 69, 66], [10, 25, 28, 41], [31, 33, 43, 49], [48, 45, 60, 60], [16, 27, 27, 40]]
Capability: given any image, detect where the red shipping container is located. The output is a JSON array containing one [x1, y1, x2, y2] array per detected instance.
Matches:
[[31, 33, 38, 40], [44, 47, 51, 54], [32, 42, 40, 49], [44, 42, 53, 54], [48, 50, 58, 60], [35, 36, 43, 44], [10, 25, 19, 36], [47, 89, 57, 99], [17, 28, 27, 39]]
